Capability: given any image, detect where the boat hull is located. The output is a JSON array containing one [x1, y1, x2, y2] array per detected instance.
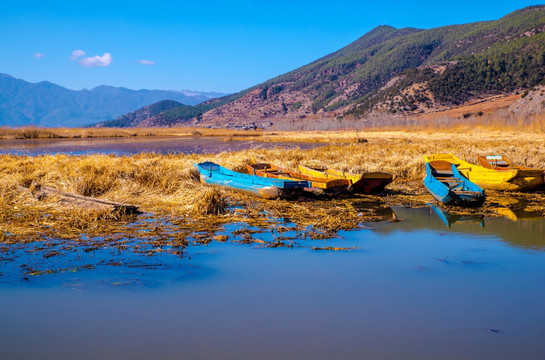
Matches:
[[424, 187, 486, 207], [423, 161, 485, 207], [196, 162, 307, 200], [349, 173, 395, 194], [477, 155, 545, 191], [198, 177, 299, 199]]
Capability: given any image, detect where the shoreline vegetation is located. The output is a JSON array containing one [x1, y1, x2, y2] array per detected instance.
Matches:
[[0, 126, 263, 140], [1, 130, 544, 248], [1, 110, 545, 140]]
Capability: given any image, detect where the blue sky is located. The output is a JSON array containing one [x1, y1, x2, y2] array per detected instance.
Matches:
[[1, 0, 543, 93]]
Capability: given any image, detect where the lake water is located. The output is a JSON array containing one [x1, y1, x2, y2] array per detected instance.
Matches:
[[1, 206, 544, 360], [0, 136, 317, 155]]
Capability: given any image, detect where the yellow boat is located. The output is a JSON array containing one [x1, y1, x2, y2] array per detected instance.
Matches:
[[423, 153, 544, 191], [298, 165, 395, 194]]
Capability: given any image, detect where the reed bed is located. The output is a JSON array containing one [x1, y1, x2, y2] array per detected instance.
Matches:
[[0, 126, 262, 140], [2, 110, 544, 142], [271, 107, 545, 134], [1, 131, 544, 248]]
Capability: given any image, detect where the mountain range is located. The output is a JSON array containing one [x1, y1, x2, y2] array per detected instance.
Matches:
[[0, 73, 225, 127], [98, 5, 545, 128]]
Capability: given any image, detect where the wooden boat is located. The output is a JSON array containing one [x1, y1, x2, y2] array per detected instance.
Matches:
[[298, 165, 395, 194], [423, 153, 543, 191], [195, 162, 308, 199], [477, 154, 545, 190], [247, 163, 350, 195], [477, 154, 513, 169], [423, 160, 485, 207]]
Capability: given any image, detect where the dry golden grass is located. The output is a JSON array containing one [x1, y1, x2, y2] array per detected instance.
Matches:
[[3, 109, 544, 142], [1, 130, 544, 246], [403, 111, 545, 134], [271, 107, 545, 134], [0, 126, 263, 140]]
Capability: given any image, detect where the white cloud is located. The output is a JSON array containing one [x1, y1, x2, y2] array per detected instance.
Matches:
[[33, 53, 45, 59], [139, 59, 156, 65], [79, 53, 113, 67], [70, 49, 86, 60]]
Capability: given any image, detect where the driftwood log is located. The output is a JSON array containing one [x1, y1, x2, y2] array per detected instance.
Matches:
[[36, 186, 139, 215]]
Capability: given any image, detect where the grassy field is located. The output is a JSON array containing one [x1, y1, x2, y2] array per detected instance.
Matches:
[[1, 130, 544, 249]]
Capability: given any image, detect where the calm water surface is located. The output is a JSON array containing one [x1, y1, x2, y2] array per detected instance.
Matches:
[[1, 206, 544, 360], [0, 136, 318, 155]]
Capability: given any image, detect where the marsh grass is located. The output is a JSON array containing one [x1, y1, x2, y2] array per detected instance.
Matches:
[[0, 126, 263, 140], [271, 108, 545, 134], [1, 131, 544, 250], [3, 110, 544, 143]]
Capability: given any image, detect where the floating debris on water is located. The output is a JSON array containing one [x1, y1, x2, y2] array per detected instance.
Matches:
[[311, 246, 358, 251]]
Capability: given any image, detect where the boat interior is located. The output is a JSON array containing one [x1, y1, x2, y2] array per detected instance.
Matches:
[[479, 155, 511, 169], [247, 164, 301, 179], [428, 160, 476, 194]]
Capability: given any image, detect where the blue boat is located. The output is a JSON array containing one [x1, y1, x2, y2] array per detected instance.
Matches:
[[195, 162, 308, 199], [424, 160, 485, 207]]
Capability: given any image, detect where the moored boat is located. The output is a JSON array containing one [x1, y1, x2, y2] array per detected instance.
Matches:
[[477, 154, 545, 190], [298, 165, 395, 194], [247, 163, 350, 195], [423, 160, 485, 207], [195, 162, 308, 199], [423, 153, 542, 191]]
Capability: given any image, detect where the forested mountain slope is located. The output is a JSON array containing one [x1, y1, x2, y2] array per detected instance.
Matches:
[[103, 5, 545, 128]]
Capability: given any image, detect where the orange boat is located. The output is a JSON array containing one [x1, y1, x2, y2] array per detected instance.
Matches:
[[477, 155, 545, 191], [247, 163, 350, 195], [298, 165, 395, 195]]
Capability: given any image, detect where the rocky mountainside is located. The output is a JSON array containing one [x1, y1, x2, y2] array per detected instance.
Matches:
[[0, 73, 225, 127], [102, 5, 545, 128]]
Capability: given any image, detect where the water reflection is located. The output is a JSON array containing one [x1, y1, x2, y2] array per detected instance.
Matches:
[[1, 207, 545, 359], [0, 136, 319, 155], [374, 205, 545, 251], [491, 195, 544, 221], [350, 200, 397, 220], [430, 205, 484, 228]]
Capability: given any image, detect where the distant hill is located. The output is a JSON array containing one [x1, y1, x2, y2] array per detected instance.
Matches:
[[115, 5, 545, 128], [0, 73, 225, 127], [0, 94, 31, 126], [94, 100, 186, 127]]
